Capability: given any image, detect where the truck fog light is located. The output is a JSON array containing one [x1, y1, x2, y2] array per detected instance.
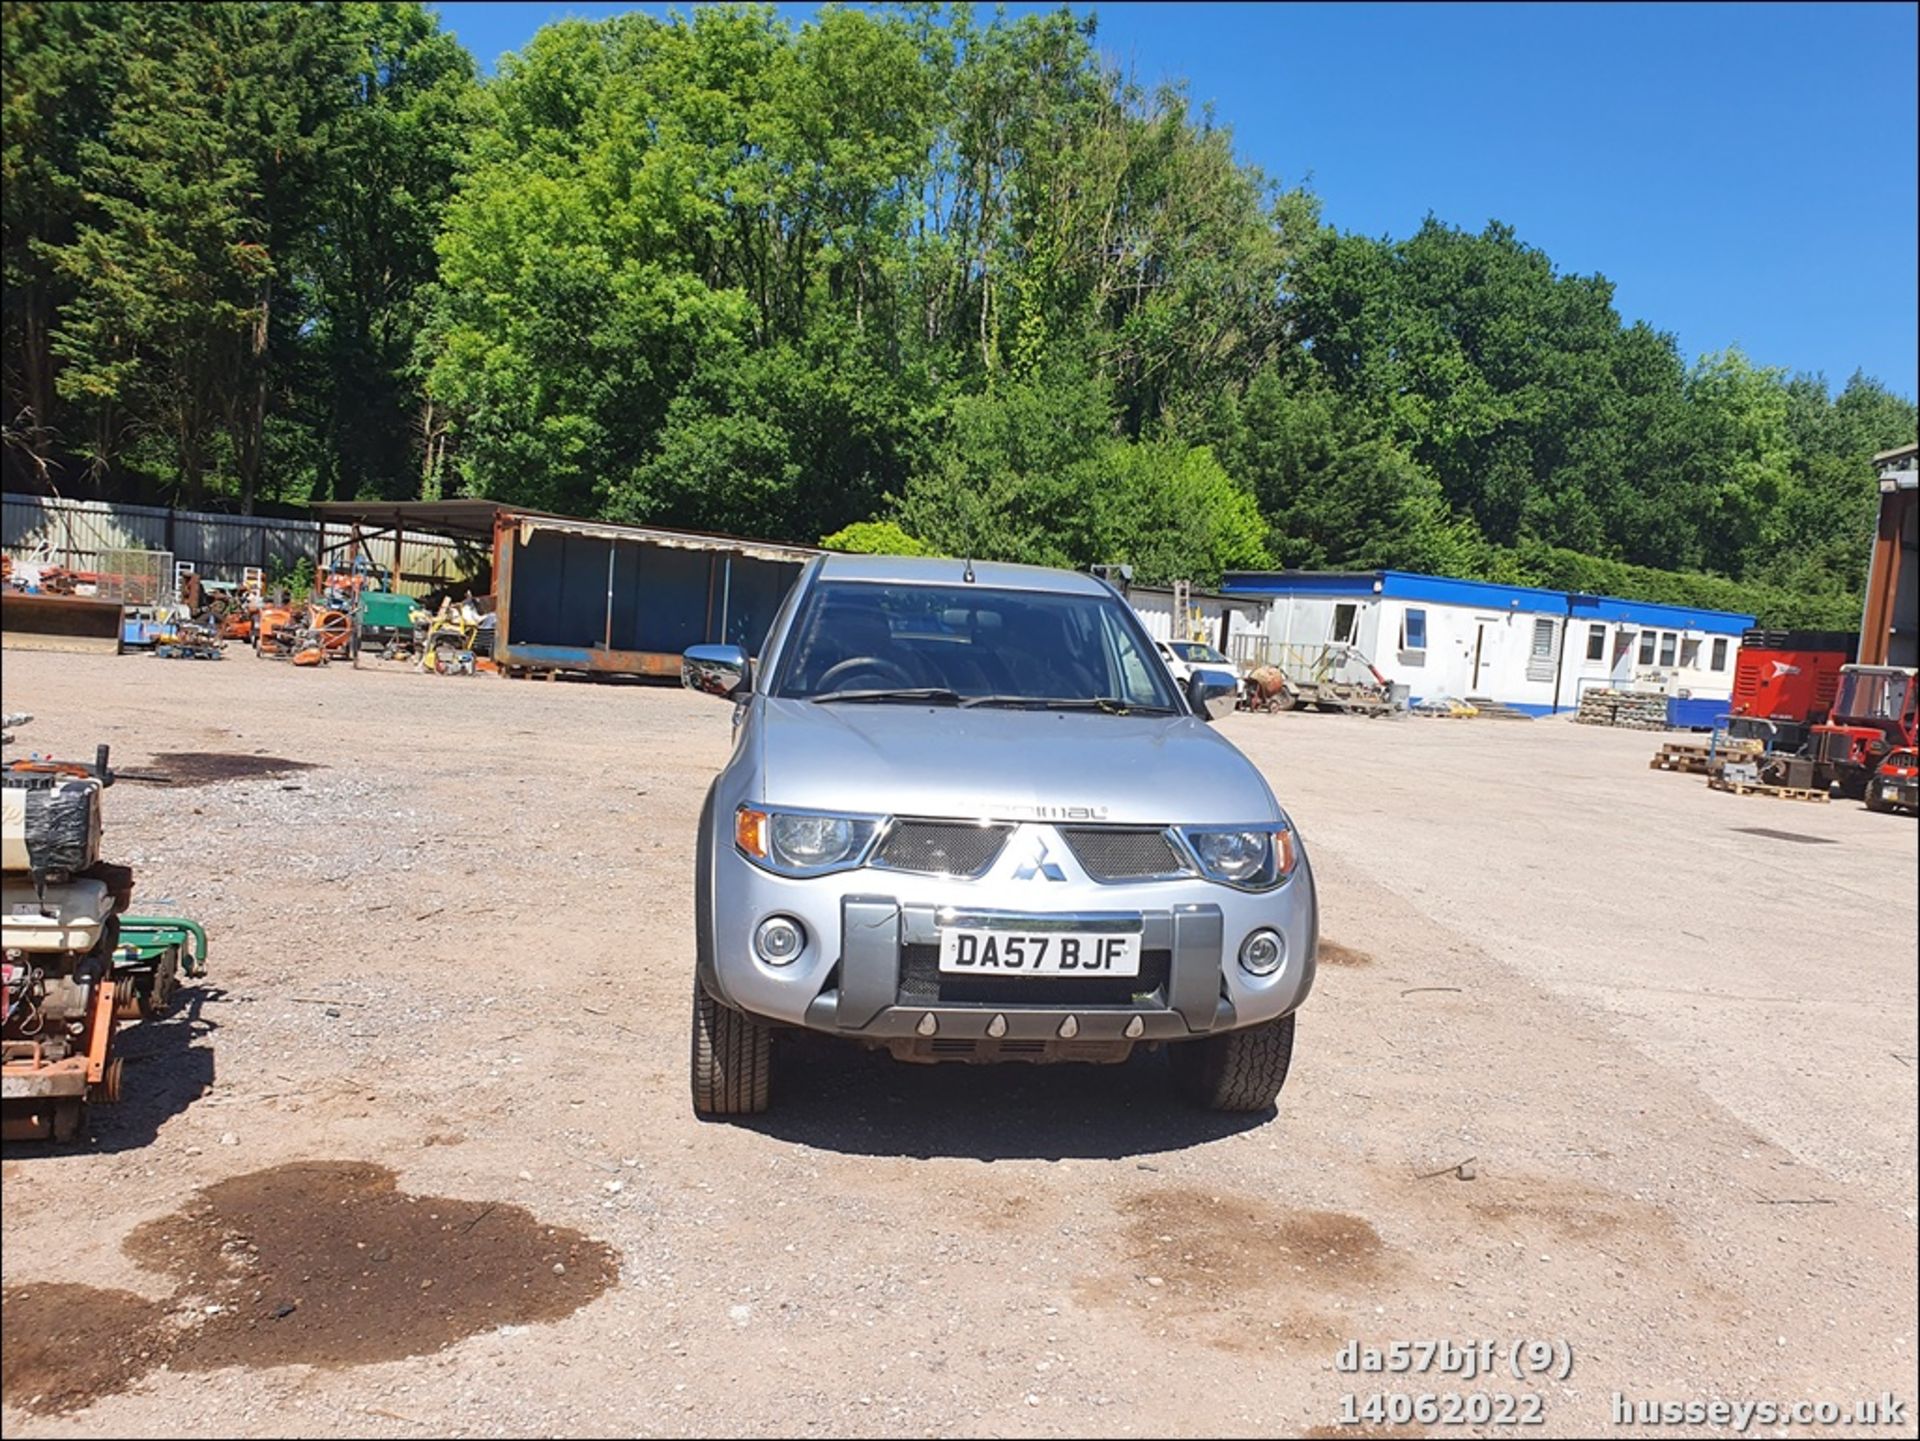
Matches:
[[754, 916, 805, 966], [1238, 929, 1284, 976]]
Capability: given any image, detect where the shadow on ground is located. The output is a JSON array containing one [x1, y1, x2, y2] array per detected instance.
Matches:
[[1, 985, 218, 1158], [741, 1033, 1270, 1160]]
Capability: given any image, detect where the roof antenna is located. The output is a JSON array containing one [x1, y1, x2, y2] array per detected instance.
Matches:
[[963, 555, 975, 584]]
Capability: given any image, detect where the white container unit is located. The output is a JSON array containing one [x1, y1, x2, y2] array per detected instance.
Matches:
[[1218, 570, 1754, 719]]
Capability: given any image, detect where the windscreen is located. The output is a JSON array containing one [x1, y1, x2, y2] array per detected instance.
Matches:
[[775, 581, 1181, 711], [1169, 642, 1229, 665], [1835, 669, 1913, 722]]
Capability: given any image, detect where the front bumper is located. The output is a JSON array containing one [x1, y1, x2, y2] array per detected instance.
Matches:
[[700, 834, 1318, 1039], [1874, 778, 1918, 809]]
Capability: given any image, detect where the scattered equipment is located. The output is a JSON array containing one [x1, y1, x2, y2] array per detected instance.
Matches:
[[419, 597, 485, 675], [1724, 629, 1855, 753], [1807, 665, 1918, 799], [1238, 645, 1395, 716], [1, 722, 207, 1141], [153, 619, 224, 660]]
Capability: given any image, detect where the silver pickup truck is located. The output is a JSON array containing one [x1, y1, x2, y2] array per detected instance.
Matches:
[[682, 554, 1318, 1116]]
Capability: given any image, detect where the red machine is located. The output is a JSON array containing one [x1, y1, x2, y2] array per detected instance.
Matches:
[[1868, 748, 1919, 814], [1808, 665, 1919, 798], [1726, 629, 1854, 751]]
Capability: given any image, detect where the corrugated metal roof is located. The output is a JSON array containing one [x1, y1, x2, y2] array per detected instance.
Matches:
[[309, 499, 821, 562]]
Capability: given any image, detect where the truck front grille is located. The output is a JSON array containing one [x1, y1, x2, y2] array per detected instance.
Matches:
[[871, 821, 1012, 878], [896, 945, 1171, 1008], [1811, 730, 1853, 765], [1059, 827, 1188, 881]]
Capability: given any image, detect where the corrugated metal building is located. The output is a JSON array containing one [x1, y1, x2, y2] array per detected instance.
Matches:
[[3, 492, 462, 594], [1124, 584, 1263, 651], [1863, 443, 1918, 669], [311, 500, 816, 679]]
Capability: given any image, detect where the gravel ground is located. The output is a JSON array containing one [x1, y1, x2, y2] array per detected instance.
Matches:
[[2, 646, 1914, 1438]]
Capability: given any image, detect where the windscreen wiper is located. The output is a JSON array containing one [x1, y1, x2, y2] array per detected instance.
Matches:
[[958, 695, 1175, 715], [811, 687, 967, 705]]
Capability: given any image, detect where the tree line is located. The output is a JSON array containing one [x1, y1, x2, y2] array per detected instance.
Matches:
[[4, 2, 1913, 625]]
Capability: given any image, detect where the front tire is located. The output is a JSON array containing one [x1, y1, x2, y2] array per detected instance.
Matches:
[[691, 975, 772, 1117], [1170, 1013, 1295, 1112]]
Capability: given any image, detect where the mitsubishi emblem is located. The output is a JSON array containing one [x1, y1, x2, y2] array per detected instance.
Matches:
[[1013, 836, 1067, 882]]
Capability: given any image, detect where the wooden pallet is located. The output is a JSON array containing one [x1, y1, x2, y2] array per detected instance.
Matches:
[[1708, 777, 1830, 804], [1649, 738, 1762, 774], [1649, 751, 1712, 773]]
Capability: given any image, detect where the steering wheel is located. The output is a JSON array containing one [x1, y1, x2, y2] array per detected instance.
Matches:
[[816, 655, 919, 693]]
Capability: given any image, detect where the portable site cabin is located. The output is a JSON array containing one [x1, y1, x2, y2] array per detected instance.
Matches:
[[310, 500, 816, 679], [1124, 584, 1263, 652], [1219, 569, 1755, 721]]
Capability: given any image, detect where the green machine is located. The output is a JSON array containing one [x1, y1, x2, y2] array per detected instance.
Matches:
[[353, 588, 423, 662], [113, 916, 208, 1019], [358, 590, 419, 631]]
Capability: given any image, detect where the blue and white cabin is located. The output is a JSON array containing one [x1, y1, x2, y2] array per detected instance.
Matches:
[[1218, 569, 1756, 722]]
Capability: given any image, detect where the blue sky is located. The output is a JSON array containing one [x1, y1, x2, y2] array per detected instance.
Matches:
[[429, 2, 1920, 400]]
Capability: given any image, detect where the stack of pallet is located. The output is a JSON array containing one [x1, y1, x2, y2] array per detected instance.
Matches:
[[1648, 736, 1762, 774], [1575, 688, 1670, 729]]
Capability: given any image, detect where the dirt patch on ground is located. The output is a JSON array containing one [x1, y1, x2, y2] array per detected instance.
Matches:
[[129, 1161, 620, 1368], [1114, 1188, 1387, 1302], [0, 1283, 173, 1416], [142, 751, 319, 786], [1317, 940, 1373, 966], [2, 1162, 618, 1415], [1464, 1174, 1666, 1245]]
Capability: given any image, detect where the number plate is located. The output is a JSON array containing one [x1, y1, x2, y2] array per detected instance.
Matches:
[[937, 928, 1141, 977]]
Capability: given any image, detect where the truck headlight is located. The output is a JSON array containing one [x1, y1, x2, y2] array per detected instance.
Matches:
[[735, 806, 880, 875], [1180, 825, 1297, 891]]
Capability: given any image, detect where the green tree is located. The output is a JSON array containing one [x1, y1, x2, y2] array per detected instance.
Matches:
[[1, 1, 128, 487], [821, 519, 937, 555], [46, 3, 273, 503], [303, 1, 476, 503], [1085, 439, 1269, 585]]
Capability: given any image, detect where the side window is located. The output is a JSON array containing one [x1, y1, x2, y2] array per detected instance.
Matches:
[[1680, 636, 1701, 669], [1586, 623, 1606, 661], [1658, 631, 1678, 667], [1332, 603, 1358, 644], [1401, 608, 1427, 651], [1638, 631, 1656, 666], [1711, 637, 1729, 672], [1103, 608, 1164, 706]]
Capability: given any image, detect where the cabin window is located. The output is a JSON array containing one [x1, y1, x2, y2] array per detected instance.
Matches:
[[1332, 603, 1359, 645], [1680, 636, 1701, 669], [1525, 617, 1558, 682], [1401, 608, 1427, 652], [1586, 623, 1606, 661], [1711, 637, 1729, 671], [1638, 631, 1656, 665], [1658, 631, 1678, 667]]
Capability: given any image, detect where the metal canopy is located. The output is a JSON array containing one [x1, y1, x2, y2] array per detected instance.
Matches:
[[308, 499, 820, 562], [309, 499, 516, 541]]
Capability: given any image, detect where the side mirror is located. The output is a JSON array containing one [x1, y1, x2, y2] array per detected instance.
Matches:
[[683, 644, 751, 700], [1187, 670, 1238, 722]]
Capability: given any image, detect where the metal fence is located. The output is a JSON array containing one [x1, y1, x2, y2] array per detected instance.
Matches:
[[1229, 635, 1380, 684], [2, 493, 468, 596]]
